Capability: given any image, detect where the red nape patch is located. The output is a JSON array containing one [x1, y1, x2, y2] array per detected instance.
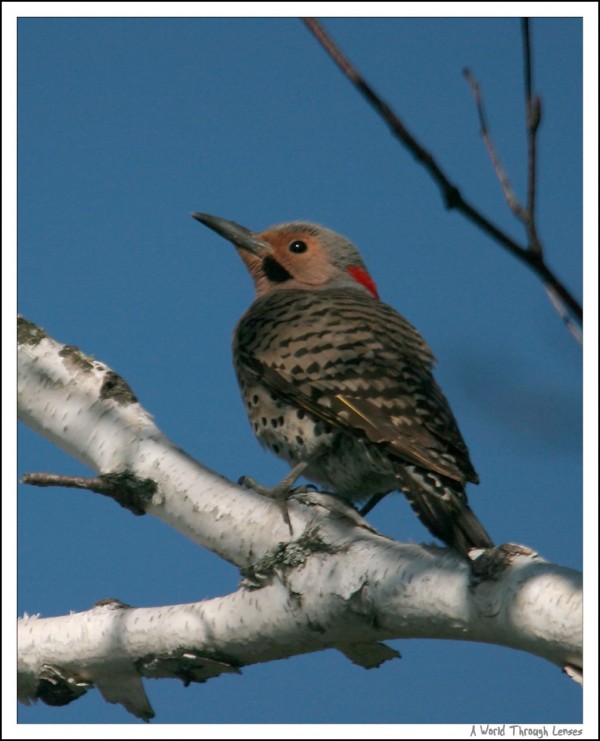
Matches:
[[346, 265, 379, 299]]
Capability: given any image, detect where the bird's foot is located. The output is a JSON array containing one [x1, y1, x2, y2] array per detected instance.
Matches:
[[237, 461, 310, 535], [238, 474, 293, 533], [237, 473, 315, 499]]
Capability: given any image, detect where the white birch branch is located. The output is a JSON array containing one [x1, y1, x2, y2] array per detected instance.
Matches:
[[17, 317, 583, 720]]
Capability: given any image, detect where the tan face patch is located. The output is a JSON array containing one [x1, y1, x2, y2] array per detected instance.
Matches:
[[257, 229, 338, 287]]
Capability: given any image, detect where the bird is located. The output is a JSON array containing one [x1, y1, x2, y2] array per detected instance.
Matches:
[[192, 212, 494, 557]]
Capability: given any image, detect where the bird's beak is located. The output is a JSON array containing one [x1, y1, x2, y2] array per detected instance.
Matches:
[[191, 212, 270, 257]]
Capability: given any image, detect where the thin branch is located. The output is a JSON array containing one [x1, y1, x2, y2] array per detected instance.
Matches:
[[522, 18, 543, 255], [302, 17, 581, 327], [465, 23, 566, 332], [463, 67, 527, 221], [22, 472, 118, 493], [544, 285, 583, 345], [522, 18, 534, 104], [21, 471, 155, 515]]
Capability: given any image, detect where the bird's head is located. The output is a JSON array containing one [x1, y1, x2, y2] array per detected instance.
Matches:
[[192, 213, 379, 300]]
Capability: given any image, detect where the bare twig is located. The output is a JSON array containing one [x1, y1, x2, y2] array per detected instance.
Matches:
[[544, 285, 583, 345], [302, 17, 582, 328], [463, 68, 527, 221], [522, 18, 543, 256], [22, 472, 114, 492], [22, 471, 155, 515], [465, 22, 567, 333]]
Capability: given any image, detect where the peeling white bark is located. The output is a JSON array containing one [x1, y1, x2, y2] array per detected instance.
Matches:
[[17, 318, 583, 719]]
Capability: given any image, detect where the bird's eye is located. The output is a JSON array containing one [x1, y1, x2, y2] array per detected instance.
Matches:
[[289, 240, 308, 254]]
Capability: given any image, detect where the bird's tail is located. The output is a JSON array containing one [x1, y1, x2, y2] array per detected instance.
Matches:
[[397, 465, 494, 557]]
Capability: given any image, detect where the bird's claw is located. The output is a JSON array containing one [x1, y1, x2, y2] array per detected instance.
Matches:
[[237, 473, 293, 534], [237, 474, 289, 499]]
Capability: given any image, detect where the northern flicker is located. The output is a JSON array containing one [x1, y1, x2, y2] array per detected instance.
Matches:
[[193, 212, 494, 556]]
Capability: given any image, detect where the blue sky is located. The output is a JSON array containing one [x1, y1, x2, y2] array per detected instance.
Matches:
[[11, 8, 590, 728]]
